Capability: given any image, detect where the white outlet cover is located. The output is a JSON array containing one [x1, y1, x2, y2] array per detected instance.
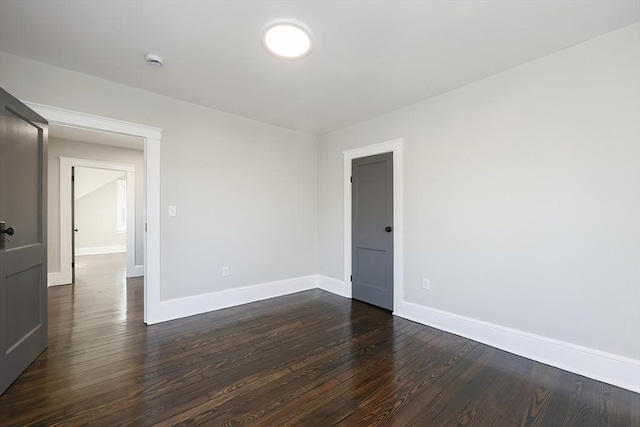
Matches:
[[168, 205, 177, 217], [422, 278, 430, 290]]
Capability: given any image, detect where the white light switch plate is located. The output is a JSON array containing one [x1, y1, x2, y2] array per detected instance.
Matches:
[[168, 206, 177, 217]]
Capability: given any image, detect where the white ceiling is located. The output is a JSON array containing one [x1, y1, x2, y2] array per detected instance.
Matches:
[[1, 1, 638, 135]]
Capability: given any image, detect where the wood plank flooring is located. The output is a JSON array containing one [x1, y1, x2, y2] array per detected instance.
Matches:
[[1, 254, 638, 426]]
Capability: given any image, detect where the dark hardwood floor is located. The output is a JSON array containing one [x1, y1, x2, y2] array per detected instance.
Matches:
[[0, 254, 638, 426]]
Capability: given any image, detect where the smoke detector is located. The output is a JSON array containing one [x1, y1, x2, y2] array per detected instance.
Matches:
[[145, 54, 164, 67]]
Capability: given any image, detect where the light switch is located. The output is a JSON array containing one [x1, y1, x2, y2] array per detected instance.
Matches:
[[168, 206, 177, 217]]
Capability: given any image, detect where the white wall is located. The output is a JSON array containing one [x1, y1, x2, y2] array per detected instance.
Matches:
[[0, 53, 319, 301], [74, 167, 126, 200], [48, 138, 144, 271], [74, 170, 126, 252], [318, 23, 640, 360]]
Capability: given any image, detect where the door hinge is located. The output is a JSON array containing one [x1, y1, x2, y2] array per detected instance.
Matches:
[[72, 262, 74, 268], [145, 223, 147, 232], [350, 275, 352, 282], [350, 176, 352, 183]]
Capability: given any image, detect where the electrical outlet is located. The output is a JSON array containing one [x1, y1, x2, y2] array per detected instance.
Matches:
[[422, 277, 430, 290], [222, 266, 229, 277]]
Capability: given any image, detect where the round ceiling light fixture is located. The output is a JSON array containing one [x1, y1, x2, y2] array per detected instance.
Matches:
[[262, 22, 312, 59]]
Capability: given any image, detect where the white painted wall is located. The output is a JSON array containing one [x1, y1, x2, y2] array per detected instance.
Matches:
[[74, 167, 126, 200], [318, 23, 640, 360], [0, 53, 319, 301], [47, 138, 144, 271], [74, 169, 126, 252]]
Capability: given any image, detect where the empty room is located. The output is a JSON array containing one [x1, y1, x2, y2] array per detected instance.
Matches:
[[0, 0, 638, 425]]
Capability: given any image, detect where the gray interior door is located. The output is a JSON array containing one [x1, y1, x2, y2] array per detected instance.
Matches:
[[0, 87, 48, 395], [352, 153, 393, 310]]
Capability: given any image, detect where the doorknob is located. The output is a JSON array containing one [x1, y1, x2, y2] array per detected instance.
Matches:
[[0, 222, 14, 249], [385, 226, 392, 232], [74, 229, 79, 232]]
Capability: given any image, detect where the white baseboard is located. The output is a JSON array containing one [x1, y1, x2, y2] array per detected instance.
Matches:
[[47, 272, 70, 287], [127, 264, 144, 278], [318, 275, 351, 298], [110, 266, 640, 392], [152, 275, 317, 324], [75, 245, 126, 256], [394, 300, 640, 393]]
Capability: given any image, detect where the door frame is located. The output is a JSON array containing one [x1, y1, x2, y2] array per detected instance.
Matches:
[[58, 157, 137, 281], [343, 138, 404, 312], [23, 102, 162, 325]]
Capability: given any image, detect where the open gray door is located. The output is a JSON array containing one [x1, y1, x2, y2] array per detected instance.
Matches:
[[352, 153, 393, 311], [0, 88, 48, 395]]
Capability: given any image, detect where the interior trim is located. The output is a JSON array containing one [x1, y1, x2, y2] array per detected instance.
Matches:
[[316, 274, 640, 393], [23, 101, 162, 324], [75, 245, 127, 256], [343, 139, 404, 312], [155, 275, 318, 324], [394, 300, 640, 393]]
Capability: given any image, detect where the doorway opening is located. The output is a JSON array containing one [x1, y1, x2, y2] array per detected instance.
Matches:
[[24, 101, 162, 324], [60, 158, 139, 284], [71, 161, 138, 287]]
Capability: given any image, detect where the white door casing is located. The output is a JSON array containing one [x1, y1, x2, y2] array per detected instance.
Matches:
[[343, 138, 404, 312], [23, 102, 162, 325]]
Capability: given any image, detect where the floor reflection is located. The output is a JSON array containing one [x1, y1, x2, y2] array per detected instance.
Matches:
[[75, 253, 128, 319]]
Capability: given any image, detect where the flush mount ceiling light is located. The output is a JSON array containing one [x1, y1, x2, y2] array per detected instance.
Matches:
[[262, 22, 312, 59]]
